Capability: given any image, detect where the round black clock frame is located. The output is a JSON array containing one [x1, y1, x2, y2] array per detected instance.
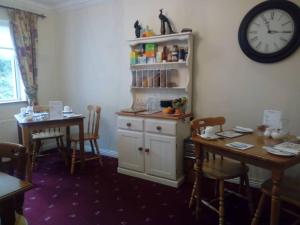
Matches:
[[238, 1, 300, 63]]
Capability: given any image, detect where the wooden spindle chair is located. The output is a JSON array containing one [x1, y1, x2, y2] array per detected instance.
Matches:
[[251, 177, 300, 225], [189, 117, 253, 225], [0, 143, 32, 224], [70, 105, 103, 174], [29, 105, 67, 181]]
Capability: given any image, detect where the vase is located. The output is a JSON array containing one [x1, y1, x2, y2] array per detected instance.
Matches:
[[175, 108, 183, 115]]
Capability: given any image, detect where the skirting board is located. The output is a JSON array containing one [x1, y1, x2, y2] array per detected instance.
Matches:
[[40, 143, 263, 187], [41, 142, 118, 158], [117, 167, 184, 188]]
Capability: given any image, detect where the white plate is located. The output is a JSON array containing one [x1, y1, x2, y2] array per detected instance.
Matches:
[[198, 134, 219, 140], [263, 146, 295, 157]]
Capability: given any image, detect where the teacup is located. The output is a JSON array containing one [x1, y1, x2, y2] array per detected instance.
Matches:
[[20, 107, 27, 116], [63, 105, 72, 112], [201, 126, 216, 138]]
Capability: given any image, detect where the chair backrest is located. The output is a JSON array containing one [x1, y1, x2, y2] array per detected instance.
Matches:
[[0, 143, 27, 180], [0, 143, 27, 215], [191, 117, 225, 160], [191, 117, 225, 136], [86, 105, 101, 138]]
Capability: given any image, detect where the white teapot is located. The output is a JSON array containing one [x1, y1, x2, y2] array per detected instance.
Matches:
[[264, 128, 273, 138]]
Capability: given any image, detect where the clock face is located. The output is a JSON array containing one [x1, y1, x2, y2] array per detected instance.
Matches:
[[238, 1, 300, 63], [246, 9, 295, 54]]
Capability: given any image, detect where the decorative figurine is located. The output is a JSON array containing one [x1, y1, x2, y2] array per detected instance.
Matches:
[[159, 9, 174, 35], [134, 20, 142, 38]]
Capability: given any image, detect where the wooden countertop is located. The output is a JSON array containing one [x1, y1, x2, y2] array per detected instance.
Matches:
[[116, 111, 192, 121]]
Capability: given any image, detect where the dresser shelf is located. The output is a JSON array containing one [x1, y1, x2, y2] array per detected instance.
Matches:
[[130, 61, 188, 69], [128, 32, 192, 46]]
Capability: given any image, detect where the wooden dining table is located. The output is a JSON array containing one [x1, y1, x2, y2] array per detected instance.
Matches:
[[191, 133, 300, 225], [0, 172, 32, 225], [15, 114, 85, 180]]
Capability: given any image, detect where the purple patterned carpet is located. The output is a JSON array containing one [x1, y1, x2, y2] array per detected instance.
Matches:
[[24, 154, 293, 225]]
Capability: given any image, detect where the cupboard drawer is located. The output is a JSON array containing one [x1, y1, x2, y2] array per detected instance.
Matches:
[[145, 119, 176, 136], [117, 116, 144, 131]]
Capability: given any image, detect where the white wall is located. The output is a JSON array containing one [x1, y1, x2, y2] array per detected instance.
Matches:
[[0, 2, 61, 143], [57, 0, 123, 151], [56, 0, 300, 183]]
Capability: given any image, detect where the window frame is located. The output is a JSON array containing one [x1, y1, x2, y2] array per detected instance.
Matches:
[[0, 20, 26, 104]]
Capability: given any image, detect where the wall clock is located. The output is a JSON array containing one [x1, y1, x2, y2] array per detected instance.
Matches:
[[238, 0, 300, 63]]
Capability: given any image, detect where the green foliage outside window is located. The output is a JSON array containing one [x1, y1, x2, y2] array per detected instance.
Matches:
[[0, 58, 14, 100]]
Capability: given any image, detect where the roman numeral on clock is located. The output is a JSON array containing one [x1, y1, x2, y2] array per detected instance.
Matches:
[[255, 41, 262, 49], [270, 11, 274, 20], [251, 36, 258, 42], [280, 37, 288, 43]]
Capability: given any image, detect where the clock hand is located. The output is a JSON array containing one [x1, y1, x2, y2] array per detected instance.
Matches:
[[269, 30, 280, 34], [261, 15, 271, 32], [269, 30, 292, 34]]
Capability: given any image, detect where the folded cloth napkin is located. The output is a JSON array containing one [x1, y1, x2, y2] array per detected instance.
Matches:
[[234, 126, 254, 132]]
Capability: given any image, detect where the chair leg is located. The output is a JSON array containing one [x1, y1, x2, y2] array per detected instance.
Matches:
[[219, 180, 225, 225], [214, 180, 219, 198], [59, 136, 68, 166], [251, 193, 266, 225], [93, 139, 103, 166], [89, 140, 95, 154], [189, 173, 198, 208], [31, 140, 41, 171], [70, 141, 77, 175], [244, 174, 254, 214], [56, 137, 60, 151], [239, 175, 245, 193]]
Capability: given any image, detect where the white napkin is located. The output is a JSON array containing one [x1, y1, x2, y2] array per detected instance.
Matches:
[[234, 126, 254, 132]]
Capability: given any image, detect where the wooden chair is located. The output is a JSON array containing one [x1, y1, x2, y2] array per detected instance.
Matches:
[[0, 143, 28, 224], [70, 105, 103, 174], [189, 117, 253, 225], [29, 106, 67, 181], [251, 177, 300, 225]]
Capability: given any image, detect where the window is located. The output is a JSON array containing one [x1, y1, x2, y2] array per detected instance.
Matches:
[[0, 20, 25, 103]]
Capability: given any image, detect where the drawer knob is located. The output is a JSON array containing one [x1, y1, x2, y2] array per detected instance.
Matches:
[[138, 147, 143, 151], [126, 122, 132, 127], [156, 126, 162, 131], [145, 148, 150, 153]]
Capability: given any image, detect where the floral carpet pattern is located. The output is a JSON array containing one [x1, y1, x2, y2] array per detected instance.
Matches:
[[24, 154, 293, 225]]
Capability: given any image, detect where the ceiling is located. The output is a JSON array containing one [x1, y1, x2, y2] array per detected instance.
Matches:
[[21, 0, 90, 9]]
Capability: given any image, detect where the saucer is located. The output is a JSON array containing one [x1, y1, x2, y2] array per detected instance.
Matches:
[[63, 111, 73, 114], [199, 134, 219, 140]]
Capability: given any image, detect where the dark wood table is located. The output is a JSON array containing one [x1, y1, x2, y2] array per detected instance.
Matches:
[[15, 114, 85, 180], [191, 133, 300, 225], [0, 172, 32, 225]]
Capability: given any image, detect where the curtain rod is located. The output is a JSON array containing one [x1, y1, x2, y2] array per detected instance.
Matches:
[[0, 4, 46, 18]]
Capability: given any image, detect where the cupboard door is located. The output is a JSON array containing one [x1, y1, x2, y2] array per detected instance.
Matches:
[[117, 130, 144, 172], [145, 133, 176, 180]]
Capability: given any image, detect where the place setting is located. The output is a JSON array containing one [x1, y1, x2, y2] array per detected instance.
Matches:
[[198, 125, 254, 141]]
